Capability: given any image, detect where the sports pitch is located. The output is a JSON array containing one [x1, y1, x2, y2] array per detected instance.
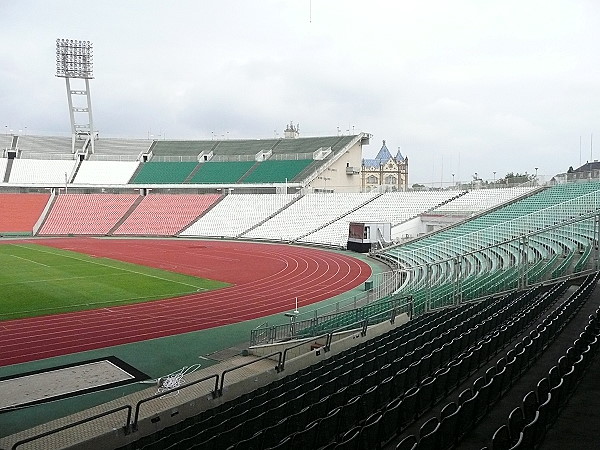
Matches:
[[0, 243, 230, 321]]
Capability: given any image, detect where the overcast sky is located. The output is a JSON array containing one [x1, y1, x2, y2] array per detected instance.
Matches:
[[1, 1, 599, 184]]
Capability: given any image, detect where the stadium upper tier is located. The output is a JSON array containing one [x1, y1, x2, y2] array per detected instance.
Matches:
[[9, 159, 77, 184], [151, 135, 353, 158], [73, 160, 140, 184], [0, 134, 359, 186], [0, 157, 7, 181], [131, 161, 199, 184], [0, 135, 12, 151], [16, 135, 72, 158], [89, 138, 152, 159]]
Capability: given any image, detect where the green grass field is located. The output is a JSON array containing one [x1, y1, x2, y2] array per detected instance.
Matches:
[[0, 243, 230, 321]]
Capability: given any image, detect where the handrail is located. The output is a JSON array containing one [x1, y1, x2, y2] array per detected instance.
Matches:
[[280, 302, 410, 371], [132, 373, 219, 430], [325, 301, 411, 338], [389, 210, 600, 272], [397, 192, 600, 269], [251, 294, 410, 345], [280, 332, 331, 371], [12, 405, 132, 450], [219, 351, 282, 396]]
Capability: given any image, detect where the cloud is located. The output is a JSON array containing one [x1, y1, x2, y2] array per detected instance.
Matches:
[[0, 0, 599, 184]]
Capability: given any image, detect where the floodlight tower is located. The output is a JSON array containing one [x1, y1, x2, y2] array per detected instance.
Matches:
[[55, 38, 96, 154]]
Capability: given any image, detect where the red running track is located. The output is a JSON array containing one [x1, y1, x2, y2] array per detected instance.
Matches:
[[0, 238, 371, 367]]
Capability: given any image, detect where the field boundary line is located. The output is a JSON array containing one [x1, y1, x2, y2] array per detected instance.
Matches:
[[8, 254, 51, 268]]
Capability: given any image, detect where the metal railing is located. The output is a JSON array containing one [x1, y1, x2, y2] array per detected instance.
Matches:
[[12, 405, 132, 449], [150, 155, 198, 162], [279, 332, 332, 371], [132, 373, 219, 430], [218, 351, 283, 396], [278, 300, 410, 371], [90, 154, 140, 161], [384, 211, 600, 315], [251, 294, 412, 345], [391, 188, 600, 268]]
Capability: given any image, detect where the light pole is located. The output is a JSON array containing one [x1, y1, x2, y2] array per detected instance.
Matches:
[[56, 38, 95, 154], [493, 171, 496, 183], [452, 173, 455, 189]]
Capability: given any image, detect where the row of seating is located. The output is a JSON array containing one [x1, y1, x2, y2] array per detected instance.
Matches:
[[240, 280, 573, 449], [38, 194, 140, 235], [73, 160, 140, 184], [3, 155, 328, 185], [375, 282, 570, 449], [384, 183, 600, 259], [7, 159, 77, 184], [247, 278, 578, 449], [0, 193, 50, 234], [180, 194, 298, 238], [114, 194, 222, 236], [488, 279, 600, 450], [245, 193, 378, 241], [300, 191, 465, 247], [0, 185, 552, 258], [120, 278, 577, 450], [21, 191, 488, 241], [1, 156, 318, 185], [380, 182, 600, 314], [395, 273, 597, 450], [119, 302, 480, 449], [432, 187, 536, 215]]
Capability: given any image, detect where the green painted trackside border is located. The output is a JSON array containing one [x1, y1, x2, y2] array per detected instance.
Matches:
[[0, 249, 385, 437]]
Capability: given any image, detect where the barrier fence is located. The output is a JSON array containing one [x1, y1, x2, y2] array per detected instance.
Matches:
[[250, 291, 411, 345]]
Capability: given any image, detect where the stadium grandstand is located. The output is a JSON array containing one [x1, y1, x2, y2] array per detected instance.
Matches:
[[1, 132, 600, 450]]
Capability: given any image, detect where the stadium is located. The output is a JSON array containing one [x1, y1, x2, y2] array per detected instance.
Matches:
[[1, 40, 600, 450]]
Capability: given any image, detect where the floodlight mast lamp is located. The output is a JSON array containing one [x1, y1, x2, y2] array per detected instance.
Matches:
[[55, 38, 96, 154]]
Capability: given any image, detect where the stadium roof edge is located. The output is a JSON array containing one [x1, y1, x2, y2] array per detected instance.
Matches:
[[12, 133, 366, 142]]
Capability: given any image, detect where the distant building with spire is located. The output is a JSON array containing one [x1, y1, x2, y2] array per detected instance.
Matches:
[[361, 140, 408, 191]]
